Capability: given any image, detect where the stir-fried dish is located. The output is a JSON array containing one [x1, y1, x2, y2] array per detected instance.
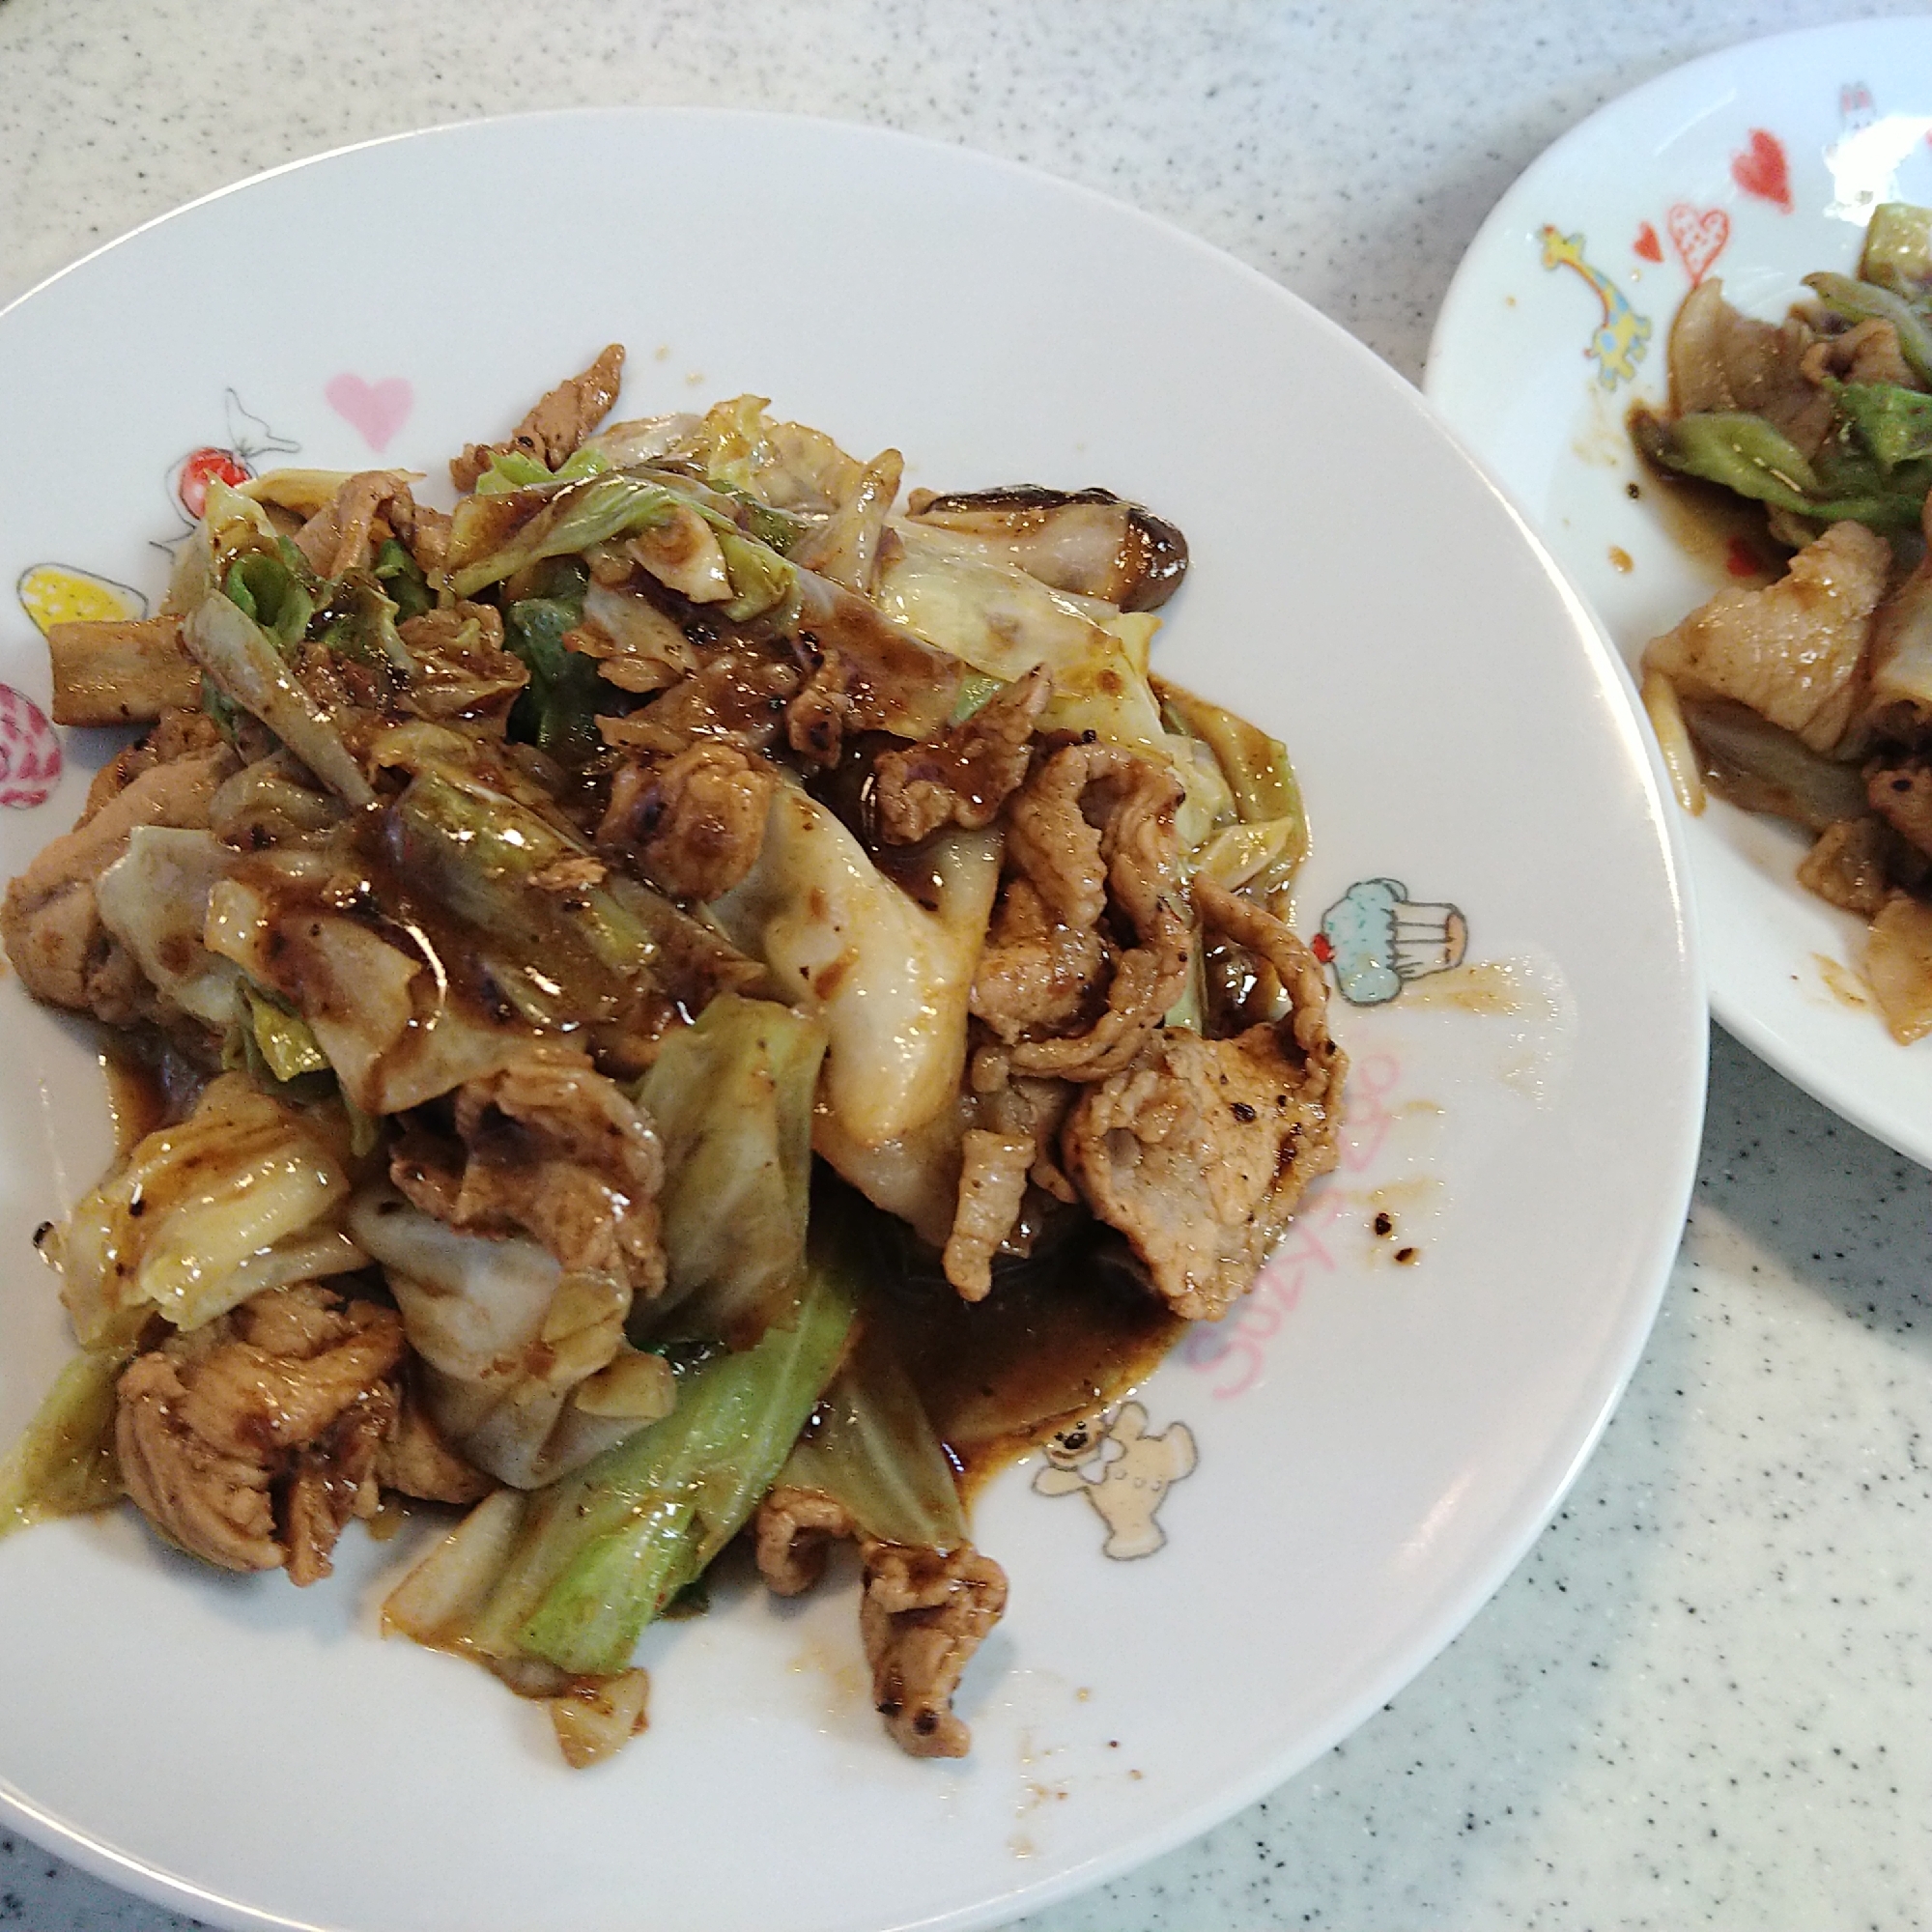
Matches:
[[0, 349, 1344, 1767], [1634, 201, 1932, 1043]]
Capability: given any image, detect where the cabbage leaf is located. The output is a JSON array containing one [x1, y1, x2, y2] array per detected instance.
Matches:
[[347, 1186, 666, 1490], [95, 826, 242, 1027], [709, 785, 1001, 1149], [52, 1073, 360, 1347], [184, 591, 378, 807], [0, 1344, 129, 1539], [875, 523, 1170, 753], [449, 1223, 858, 1675], [634, 992, 828, 1347], [778, 1333, 965, 1552]]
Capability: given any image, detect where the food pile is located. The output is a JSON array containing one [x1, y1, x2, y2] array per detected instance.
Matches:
[[0, 348, 1344, 1765], [1634, 202, 1932, 1040]]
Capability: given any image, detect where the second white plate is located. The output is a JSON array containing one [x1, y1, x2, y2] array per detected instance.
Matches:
[[1428, 16, 1932, 1166]]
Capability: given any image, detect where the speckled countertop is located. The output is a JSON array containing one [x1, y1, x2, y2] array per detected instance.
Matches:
[[1, 1, 1928, 1927]]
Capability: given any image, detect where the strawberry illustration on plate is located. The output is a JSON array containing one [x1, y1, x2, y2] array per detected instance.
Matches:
[[163, 389, 299, 528], [174, 444, 255, 520]]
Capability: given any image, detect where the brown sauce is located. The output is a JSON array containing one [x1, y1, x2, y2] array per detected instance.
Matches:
[[1627, 437, 1781, 591], [807, 730, 952, 908], [99, 1033, 209, 1153], [863, 1228, 1185, 1498]]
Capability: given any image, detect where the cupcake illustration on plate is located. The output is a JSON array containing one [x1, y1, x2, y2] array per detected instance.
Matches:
[[1314, 878, 1467, 1006]]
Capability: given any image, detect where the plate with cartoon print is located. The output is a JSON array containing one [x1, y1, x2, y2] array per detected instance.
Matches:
[[1428, 16, 1932, 1167], [0, 110, 1701, 1932]]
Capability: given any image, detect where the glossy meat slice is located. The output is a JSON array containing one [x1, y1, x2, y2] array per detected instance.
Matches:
[[779, 566, 969, 765], [1666, 278, 1835, 456], [597, 642, 802, 758], [1867, 758, 1932, 860], [391, 1050, 666, 1296], [1, 722, 236, 1025], [1798, 317, 1920, 392], [903, 485, 1190, 611], [397, 603, 528, 730], [753, 1486, 858, 1596], [450, 344, 626, 491], [376, 1369, 495, 1506], [599, 739, 776, 901], [939, 1128, 1035, 1302], [1063, 877, 1345, 1320], [115, 1285, 407, 1583], [1643, 521, 1890, 753], [290, 469, 424, 579], [860, 1541, 1009, 1759], [753, 1488, 1008, 1758], [872, 667, 1050, 845], [971, 738, 1190, 1081]]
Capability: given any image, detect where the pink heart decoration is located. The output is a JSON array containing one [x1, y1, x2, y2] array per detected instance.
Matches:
[[1666, 203, 1729, 286], [325, 373, 413, 453]]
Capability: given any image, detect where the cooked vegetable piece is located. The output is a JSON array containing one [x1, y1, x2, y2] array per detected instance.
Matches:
[[778, 1333, 966, 1552], [635, 992, 828, 1346], [1860, 202, 1932, 300], [1866, 893, 1932, 1041], [503, 570, 604, 765], [373, 537, 435, 621], [316, 573, 413, 674], [239, 469, 357, 520], [459, 1230, 857, 1675], [1634, 409, 1925, 528], [476, 446, 611, 496], [545, 1669, 653, 1768], [709, 789, 1001, 1149], [1677, 697, 1870, 831], [876, 523, 1171, 753], [95, 825, 241, 1026], [51, 1073, 360, 1347], [448, 473, 679, 598], [184, 593, 377, 807], [384, 1487, 527, 1643], [245, 986, 333, 1082], [1805, 271, 1932, 386], [1835, 381, 1932, 469], [383, 765, 657, 1026], [225, 548, 316, 650], [0, 1344, 128, 1537], [907, 485, 1189, 610], [348, 1187, 660, 1490], [1156, 673, 1309, 895]]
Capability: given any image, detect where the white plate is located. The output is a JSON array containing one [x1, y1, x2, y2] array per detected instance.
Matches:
[[1427, 17, 1932, 1166], [0, 111, 1702, 1932]]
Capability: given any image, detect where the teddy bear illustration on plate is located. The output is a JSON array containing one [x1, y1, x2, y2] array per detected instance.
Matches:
[[1032, 1402, 1198, 1559]]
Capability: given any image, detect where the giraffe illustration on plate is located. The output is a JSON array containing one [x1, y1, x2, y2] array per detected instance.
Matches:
[[1539, 225, 1652, 387]]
